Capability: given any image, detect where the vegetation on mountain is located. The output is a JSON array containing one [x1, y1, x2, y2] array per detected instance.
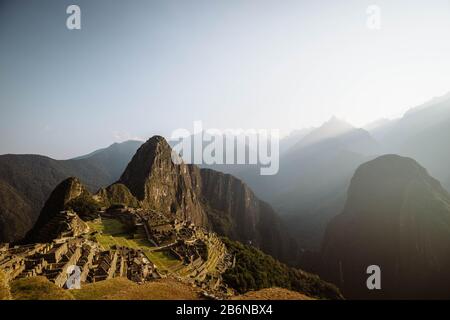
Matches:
[[96, 183, 139, 208], [65, 194, 101, 217], [221, 238, 342, 300]]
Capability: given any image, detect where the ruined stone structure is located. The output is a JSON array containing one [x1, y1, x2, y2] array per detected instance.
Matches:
[[0, 204, 232, 297]]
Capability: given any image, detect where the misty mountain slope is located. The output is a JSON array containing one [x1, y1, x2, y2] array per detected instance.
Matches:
[[239, 118, 380, 202], [287, 116, 354, 152], [398, 117, 450, 189], [321, 155, 450, 299], [370, 93, 450, 148], [0, 141, 141, 242], [234, 118, 381, 251], [279, 128, 314, 155], [368, 92, 450, 190]]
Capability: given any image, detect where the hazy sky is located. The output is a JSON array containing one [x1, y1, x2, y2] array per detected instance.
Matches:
[[1, 0, 450, 158]]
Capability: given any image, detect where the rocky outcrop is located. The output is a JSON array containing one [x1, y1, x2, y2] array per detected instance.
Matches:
[[96, 183, 139, 208], [24, 177, 91, 243], [118, 136, 207, 226], [321, 155, 450, 299]]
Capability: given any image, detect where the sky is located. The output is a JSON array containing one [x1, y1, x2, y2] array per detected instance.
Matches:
[[1, 0, 450, 159]]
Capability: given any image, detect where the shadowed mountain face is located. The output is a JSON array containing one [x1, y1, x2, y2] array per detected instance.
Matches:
[[198, 169, 296, 262], [0, 141, 142, 242], [321, 155, 450, 299]]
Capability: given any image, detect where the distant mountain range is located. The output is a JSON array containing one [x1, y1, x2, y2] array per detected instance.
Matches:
[[224, 93, 450, 252], [0, 140, 142, 242], [232, 117, 380, 250], [368, 92, 450, 191]]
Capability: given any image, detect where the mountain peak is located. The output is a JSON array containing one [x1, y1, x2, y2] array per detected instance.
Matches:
[[117, 135, 207, 225], [322, 154, 450, 299], [344, 154, 443, 215], [119, 135, 173, 201], [291, 117, 355, 151]]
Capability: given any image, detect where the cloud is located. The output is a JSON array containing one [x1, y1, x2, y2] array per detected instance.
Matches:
[[112, 131, 145, 142]]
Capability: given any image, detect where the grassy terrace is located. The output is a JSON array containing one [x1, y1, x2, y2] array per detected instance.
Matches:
[[86, 218, 181, 272]]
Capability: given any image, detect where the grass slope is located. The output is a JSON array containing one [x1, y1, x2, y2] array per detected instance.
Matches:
[[10, 277, 74, 300]]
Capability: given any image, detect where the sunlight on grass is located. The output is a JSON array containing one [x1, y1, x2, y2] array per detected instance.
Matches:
[[86, 218, 182, 272]]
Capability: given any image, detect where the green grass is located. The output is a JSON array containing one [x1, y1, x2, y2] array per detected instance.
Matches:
[[145, 250, 182, 270], [71, 277, 201, 300], [8, 276, 201, 300], [88, 218, 128, 235], [87, 218, 182, 272], [10, 277, 74, 300], [71, 277, 135, 300]]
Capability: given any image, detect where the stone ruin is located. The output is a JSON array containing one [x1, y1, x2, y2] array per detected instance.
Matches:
[[0, 238, 158, 288], [0, 206, 234, 298]]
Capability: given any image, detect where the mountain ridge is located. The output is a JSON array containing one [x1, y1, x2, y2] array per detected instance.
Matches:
[[0, 141, 142, 242]]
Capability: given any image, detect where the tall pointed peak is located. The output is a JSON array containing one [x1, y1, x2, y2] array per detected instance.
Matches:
[[119, 135, 176, 200], [139, 135, 173, 157]]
